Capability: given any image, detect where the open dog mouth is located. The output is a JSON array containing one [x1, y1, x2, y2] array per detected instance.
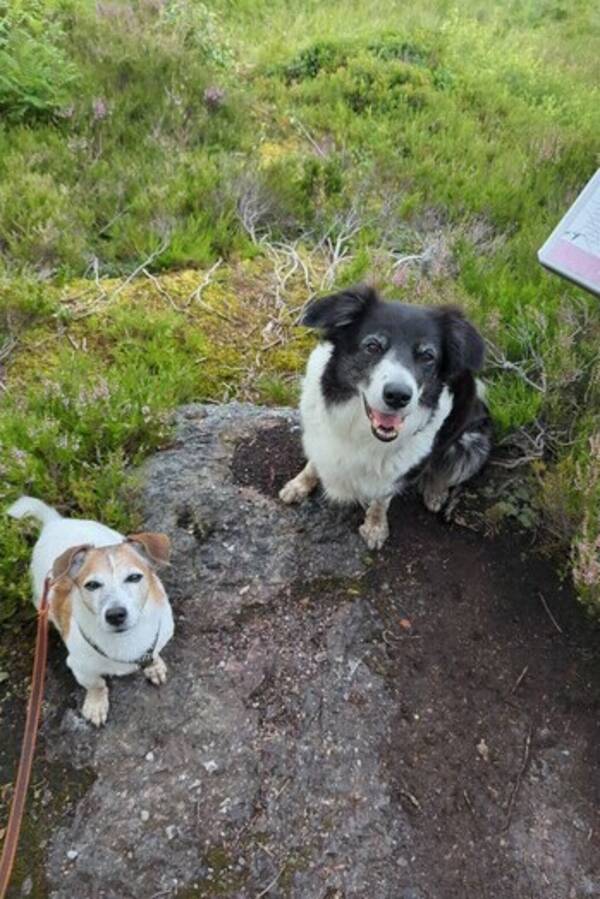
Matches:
[[362, 396, 405, 442]]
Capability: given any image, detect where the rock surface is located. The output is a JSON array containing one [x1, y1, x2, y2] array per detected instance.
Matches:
[[4, 403, 600, 898]]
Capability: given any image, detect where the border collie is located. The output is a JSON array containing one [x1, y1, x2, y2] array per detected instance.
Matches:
[[280, 285, 491, 549]]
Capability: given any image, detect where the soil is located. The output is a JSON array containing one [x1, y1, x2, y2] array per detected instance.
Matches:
[[234, 418, 600, 899], [1, 404, 599, 899]]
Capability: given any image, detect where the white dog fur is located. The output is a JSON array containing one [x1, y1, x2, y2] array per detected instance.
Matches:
[[8, 496, 174, 726]]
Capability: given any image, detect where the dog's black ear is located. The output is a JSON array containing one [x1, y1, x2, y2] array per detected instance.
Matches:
[[52, 544, 92, 582], [437, 306, 485, 380], [126, 532, 171, 568], [301, 285, 378, 338]]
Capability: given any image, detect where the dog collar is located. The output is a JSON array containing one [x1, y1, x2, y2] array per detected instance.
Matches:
[[76, 622, 160, 669]]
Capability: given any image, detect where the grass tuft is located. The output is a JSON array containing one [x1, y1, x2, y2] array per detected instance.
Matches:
[[1, 0, 600, 617]]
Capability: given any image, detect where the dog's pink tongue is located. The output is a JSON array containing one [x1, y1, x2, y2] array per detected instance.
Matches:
[[371, 409, 402, 430]]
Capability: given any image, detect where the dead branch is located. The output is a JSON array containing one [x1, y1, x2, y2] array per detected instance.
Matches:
[[256, 865, 286, 898], [511, 665, 529, 694], [0, 336, 17, 364], [320, 209, 361, 289], [236, 181, 272, 244], [186, 258, 223, 308], [110, 239, 170, 301], [290, 115, 327, 158], [504, 723, 533, 831], [538, 592, 563, 634], [491, 423, 546, 469], [143, 268, 176, 308], [485, 338, 547, 394]]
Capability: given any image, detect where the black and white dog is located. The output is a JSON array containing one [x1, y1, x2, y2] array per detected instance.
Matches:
[[280, 285, 492, 548]]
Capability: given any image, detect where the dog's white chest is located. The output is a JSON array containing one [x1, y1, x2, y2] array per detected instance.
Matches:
[[66, 604, 174, 678]]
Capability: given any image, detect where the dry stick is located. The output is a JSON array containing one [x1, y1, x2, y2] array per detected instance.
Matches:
[[110, 240, 169, 301], [389, 251, 425, 270], [504, 723, 534, 832], [0, 577, 51, 899], [291, 116, 327, 158], [398, 787, 422, 812], [255, 865, 286, 899], [538, 592, 563, 634], [70, 245, 168, 320], [0, 337, 17, 364], [142, 268, 178, 310], [490, 455, 543, 470], [186, 258, 223, 308], [485, 340, 546, 394], [463, 789, 475, 816], [511, 665, 529, 695]]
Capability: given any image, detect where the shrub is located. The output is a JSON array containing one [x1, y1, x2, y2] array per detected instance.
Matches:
[[0, 0, 79, 122]]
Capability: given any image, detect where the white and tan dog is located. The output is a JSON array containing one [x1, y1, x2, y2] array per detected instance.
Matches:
[[8, 496, 174, 726]]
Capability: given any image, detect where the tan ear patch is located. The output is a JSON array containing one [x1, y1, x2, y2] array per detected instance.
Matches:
[[52, 544, 92, 582], [50, 580, 73, 640], [126, 532, 171, 568]]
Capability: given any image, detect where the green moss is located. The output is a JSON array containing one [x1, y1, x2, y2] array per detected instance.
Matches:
[[1, 2, 600, 617]]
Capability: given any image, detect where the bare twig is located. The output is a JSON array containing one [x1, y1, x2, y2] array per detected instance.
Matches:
[[236, 181, 272, 243], [256, 865, 286, 898], [491, 424, 546, 469], [389, 251, 426, 271], [0, 337, 17, 363], [98, 208, 127, 236], [186, 258, 223, 308], [398, 787, 422, 812], [290, 115, 327, 158], [490, 454, 543, 470], [504, 723, 534, 831], [320, 209, 361, 289], [485, 339, 546, 393], [538, 592, 563, 634], [143, 268, 176, 308], [110, 239, 169, 301], [463, 789, 475, 816], [511, 665, 529, 695]]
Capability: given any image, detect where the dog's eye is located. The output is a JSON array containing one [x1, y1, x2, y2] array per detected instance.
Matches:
[[125, 573, 143, 583], [416, 347, 436, 364], [84, 580, 102, 591], [363, 338, 384, 355]]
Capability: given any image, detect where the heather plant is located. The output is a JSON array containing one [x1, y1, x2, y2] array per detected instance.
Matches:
[[1, 0, 600, 617]]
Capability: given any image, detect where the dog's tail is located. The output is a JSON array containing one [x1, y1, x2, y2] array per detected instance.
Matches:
[[7, 496, 62, 527]]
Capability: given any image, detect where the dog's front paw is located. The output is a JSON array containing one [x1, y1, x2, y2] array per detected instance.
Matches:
[[422, 484, 449, 514], [144, 654, 167, 686], [279, 477, 308, 505], [82, 685, 109, 727], [359, 518, 389, 550]]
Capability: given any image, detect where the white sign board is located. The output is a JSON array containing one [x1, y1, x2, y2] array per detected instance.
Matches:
[[538, 169, 600, 297]]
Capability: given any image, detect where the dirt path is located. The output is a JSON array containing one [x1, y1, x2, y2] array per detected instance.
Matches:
[[1, 404, 599, 898]]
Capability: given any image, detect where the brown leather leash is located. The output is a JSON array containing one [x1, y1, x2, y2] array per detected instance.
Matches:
[[0, 576, 51, 899]]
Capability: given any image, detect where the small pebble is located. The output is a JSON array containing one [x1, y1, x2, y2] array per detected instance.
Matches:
[[140, 810, 150, 822], [202, 759, 219, 774], [166, 825, 176, 840], [66, 849, 78, 861], [145, 751, 155, 762], [476, 739, 490, 763]]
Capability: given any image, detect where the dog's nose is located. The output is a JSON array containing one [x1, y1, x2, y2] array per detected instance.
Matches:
[[105, 606, 128, 628], [383, 382, 413, 409]]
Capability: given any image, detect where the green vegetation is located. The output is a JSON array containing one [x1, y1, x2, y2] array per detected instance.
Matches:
[[1, 0, 600, 619]]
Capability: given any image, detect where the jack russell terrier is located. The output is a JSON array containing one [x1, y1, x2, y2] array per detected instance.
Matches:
[[8, 496, 174, 726]]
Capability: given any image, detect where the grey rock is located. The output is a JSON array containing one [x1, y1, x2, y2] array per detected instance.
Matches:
[[36, 404, 600, 899]]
